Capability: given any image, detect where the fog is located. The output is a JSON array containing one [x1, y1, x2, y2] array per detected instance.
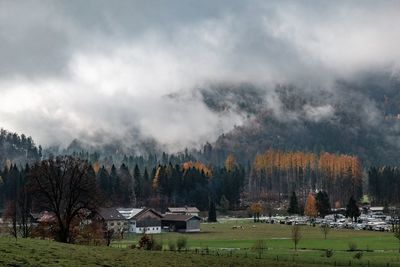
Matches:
[[0, 1, 399, 151]]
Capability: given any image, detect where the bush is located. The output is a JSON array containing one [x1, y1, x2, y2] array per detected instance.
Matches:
[[138, 234, 154, 250], [325, 249, 333, 258], [348, 241, 357, 251], [353, 251, 363, 259], [168, 240, 176, 251], [176, 237, 187, 251], [138, 234, 163, 251]]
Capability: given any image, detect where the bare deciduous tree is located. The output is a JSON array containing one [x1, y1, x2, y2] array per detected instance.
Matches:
[[3, 201, 18, 240], [28, 156, 99, 243], [291, 224, 302, 251], [320, 223, 330, 240]]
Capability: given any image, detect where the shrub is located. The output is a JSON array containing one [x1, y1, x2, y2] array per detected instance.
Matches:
[[353, 251, 363, 259], [176, 237, 187, 251], [168, 240, 176, 251], [348, 241, 357, 251], [138, 234, 154, 250], [325, 249, 333, 258]]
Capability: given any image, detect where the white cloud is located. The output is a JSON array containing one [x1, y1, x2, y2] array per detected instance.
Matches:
[[0, 1, 399, 151]]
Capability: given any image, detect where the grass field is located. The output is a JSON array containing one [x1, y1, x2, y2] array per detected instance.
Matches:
[[0, 220, 400, 266], [112, 219, 400, 266]]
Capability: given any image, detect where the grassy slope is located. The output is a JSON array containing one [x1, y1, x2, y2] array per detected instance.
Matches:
[[1, 220, 400, 266], [0, 237, 332, 267]]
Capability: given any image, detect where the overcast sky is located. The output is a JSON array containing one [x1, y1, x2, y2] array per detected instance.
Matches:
[[1, 1, 399, 151]]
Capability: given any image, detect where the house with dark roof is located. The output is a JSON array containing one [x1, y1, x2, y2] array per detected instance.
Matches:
[[162, 214, 202, 232], [166, 207, 200, 216], [98, 208, 127, 233]]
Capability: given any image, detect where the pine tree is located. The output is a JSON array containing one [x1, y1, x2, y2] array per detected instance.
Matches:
[[110, 164, 121, 204], [345, 196, 361, 222], [133, 164, 142, 204], [119, 163, 134, 206], [316, 191, 331, 218], [288, 191, 299, 215], [97, 166, 110, 199], [208, 200, 217, 222]]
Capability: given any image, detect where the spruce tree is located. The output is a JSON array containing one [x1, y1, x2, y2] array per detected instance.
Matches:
[[97, 166, 110, 198], [208, 200, 217, 222], [288, 191, 299, 215], [133, 164, 142, 204], [316, 191, 331, 218], [345, 196, 361, 222]]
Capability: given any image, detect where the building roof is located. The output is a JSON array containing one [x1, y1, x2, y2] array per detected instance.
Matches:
[[133, 208, 163, 219], [117, 208, 143, 220], [370, 206, 384, 211], [31, 211, 56, 223], [162, 214, 202, 222], [98, 208, 125, 221], [167, 207, 200, 213]]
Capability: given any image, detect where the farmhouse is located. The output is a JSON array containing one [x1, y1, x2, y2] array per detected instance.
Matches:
[[117, 208, 143, 232], [166, 207, 200, 216], [162, 214, 202, 232], [98, 208, 126, 233], [117, 208, 163, 234]]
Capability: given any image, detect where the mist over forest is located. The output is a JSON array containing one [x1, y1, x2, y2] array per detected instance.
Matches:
[[1, 1, 400, 214]]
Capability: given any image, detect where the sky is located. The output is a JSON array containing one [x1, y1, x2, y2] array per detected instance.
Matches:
[[0, 0, 399, 151]]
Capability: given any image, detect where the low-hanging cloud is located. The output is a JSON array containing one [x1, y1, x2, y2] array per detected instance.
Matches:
[[0, 0, 399, 152]]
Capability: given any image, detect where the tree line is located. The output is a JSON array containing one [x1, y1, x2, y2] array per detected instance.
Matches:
[[249, 149, 363, 207], [368, 166, 400, 205], [0, 155, 246, 213]]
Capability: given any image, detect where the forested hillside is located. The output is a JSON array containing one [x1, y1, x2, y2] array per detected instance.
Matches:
[[204, 74, 400, 166], [0, 129, 42, 165], [1, 74, 400, 209]]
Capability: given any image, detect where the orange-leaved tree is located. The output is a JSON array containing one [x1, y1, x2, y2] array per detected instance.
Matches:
[[250, 202, 263, 222], [304, 193, 318, 218]]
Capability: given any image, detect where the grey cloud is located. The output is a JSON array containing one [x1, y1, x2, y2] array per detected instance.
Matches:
[[0, 1, 399, 151]]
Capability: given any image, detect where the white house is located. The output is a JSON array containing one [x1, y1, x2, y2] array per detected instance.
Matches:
[[117, 208, 163, 234], [117, 208, 143, 232]]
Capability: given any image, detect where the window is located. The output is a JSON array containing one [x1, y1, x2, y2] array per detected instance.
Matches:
[[117, 222, 121, 226], [110, 222, 114, 226]]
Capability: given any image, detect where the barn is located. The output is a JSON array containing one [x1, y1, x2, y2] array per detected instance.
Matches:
[[161, 214, 202, 232]]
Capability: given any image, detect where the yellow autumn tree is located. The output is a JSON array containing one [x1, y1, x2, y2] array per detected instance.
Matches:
[[250, 202, 263, 222], [182, 161, 212, 177], [92, 161, 100, 174], [304, 193, 317, 218], [224, 154, 236, 171], [152, 166, 162, 190]]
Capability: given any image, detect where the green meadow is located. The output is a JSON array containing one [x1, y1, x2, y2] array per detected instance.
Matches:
[[0, 219, 400, 266]]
